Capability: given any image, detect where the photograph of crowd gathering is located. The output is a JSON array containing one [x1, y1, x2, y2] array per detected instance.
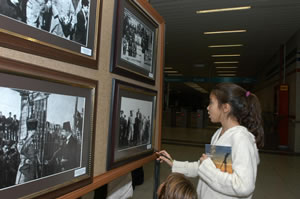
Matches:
[[118, 96, 153, 150], [0, 0, 90, 45], [0, 87, 85, 190], [121, 8, 154, 71]]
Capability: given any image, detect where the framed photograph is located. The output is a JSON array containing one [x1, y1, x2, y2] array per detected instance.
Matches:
[[107, 79, 157, 170], [0, 59, 96, 198], [111, 0, 159, 84], [0, 0, 101, 68]]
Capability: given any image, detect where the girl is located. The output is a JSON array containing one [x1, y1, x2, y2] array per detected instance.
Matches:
[[157, 172, 197, 199], [157, 83, 264, 199]]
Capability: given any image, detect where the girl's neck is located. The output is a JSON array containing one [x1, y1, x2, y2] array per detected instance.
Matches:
[[220, 119, 240, 136]]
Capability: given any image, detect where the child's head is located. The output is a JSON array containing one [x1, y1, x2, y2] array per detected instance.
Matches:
[[210, 82, 264, 147], [157, 173, 197, 199]]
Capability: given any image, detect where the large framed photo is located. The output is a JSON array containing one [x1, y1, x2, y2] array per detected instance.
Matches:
[[111, 0, 159, 84], [0, 0, 101, 68], [107, 79, 157, 170], [0, 58, 96, 198]]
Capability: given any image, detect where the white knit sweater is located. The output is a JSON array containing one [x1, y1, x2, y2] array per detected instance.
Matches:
[[172, 126, 259, 199]]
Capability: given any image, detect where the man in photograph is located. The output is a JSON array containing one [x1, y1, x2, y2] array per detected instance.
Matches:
[[60, 121, 79, 171], [12, 114, 19, 142], [0, 0, 27, 22], [50, 0, 76, 39], [0, 111, 6, 145], [26, 0, 51, 29], [75, 0, 89, 45], [127, 110, 134, 145], [5, 112, 13, 140]]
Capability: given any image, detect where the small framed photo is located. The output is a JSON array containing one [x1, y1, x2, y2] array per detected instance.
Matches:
[[107, 79, 157, 169], [0, 0, 101, 68], [0, 58, 96, 198], [111, 0, 159, 84]]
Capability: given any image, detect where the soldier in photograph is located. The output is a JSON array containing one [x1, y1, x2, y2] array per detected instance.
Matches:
[[19, 130, 40, 183]]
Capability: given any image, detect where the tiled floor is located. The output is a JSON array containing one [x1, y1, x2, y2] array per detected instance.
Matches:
[[132, 127, 300, 199]]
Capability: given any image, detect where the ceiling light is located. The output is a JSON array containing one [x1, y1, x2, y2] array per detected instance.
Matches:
[[208, 44, 243, 48], [164, 70, 178, 73], [216, 66, 238, 69], [214, 61, 239, 64], [196, 6, 251, 14], [216, 71, 236, 73], [204, 30, 246, 35], [212, 54, 240, 57], [218, 74, 236, 76], [167, 74, 183, 76]]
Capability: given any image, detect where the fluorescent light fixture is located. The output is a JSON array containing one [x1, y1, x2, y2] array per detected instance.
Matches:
[[204, 30, 246, 35], [214, 61, 239, 64], [209, 44, 243, 48], [164, 70, 179, 73], [216, 71, 236, 73], [218, 74, 237, 76], [167, 73, 183, 76], [216, 66, 238, 69], [196, 6, 251, 14], [184, 82, 208, 93], [164, 67, 173, 70], [212, 54, 240, 57]]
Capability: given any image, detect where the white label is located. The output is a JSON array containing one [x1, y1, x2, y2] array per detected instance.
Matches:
[[147, 144, 151, 149], [81, 47, 92, 56], [74, 167, 86, 177], [148, 73, 153, 78]]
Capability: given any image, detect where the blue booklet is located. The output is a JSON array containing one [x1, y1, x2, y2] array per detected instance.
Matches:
[[205, 144, 233, 173]]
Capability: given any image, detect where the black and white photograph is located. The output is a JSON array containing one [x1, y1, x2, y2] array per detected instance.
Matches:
[[0, 87, 85, 191], [107, 79, 156, 170], [111, 0, 158, 84], [0, 0, 100, 68], [118, 96, 152, 149], [121, 8, 154, 72], [0, 0, 90, 46]]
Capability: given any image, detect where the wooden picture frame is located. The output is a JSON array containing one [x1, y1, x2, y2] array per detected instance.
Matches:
[[0, 58, 97, 199], [107, 79, 157, 170], [0, 0, 101, 68], [111, 0, 159, 84]]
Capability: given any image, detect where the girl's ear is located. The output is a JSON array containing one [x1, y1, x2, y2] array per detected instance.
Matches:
[[222, 103, 231, 113]]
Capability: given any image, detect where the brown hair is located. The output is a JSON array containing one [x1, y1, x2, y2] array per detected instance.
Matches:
[[158, 173, 197, 199], [211, 83, 264, 148]]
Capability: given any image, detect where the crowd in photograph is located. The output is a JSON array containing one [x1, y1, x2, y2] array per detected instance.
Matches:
[[0, 110, 82, 189], [0, 0, 90, 45], [122, 11, 152, 62], [119, 108, 151, 148]]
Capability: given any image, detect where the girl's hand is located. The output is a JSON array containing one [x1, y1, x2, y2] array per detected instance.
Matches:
[[200, 153, 208, 164], [156, 150, 173, 167]]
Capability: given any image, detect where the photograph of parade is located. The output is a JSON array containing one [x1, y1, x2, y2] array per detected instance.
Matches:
[[121, 8, 154, 72], [118, 96, 153, 151], [0, 0, 90, 46], [0, 87, 85, 190]]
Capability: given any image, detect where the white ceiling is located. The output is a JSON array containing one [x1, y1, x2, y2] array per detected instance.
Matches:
[[149, 0, 300, 92]]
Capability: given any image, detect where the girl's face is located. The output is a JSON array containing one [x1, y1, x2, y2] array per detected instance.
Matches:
[[207, 93, 222, 123]]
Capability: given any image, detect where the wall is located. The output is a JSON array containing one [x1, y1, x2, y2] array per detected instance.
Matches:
[[0, 0, 164, 198]]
